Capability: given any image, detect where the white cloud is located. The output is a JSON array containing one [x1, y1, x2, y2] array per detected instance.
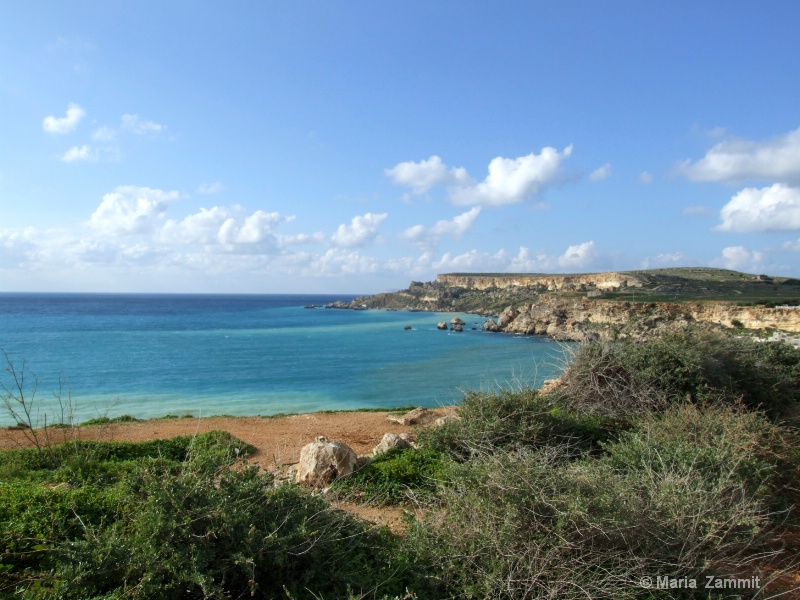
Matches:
[[121, 114, 164, 135], [680, 127, 800, 183], [198, 181, 224, 195], [452, 146, 573, 206], [42, 102, 85, 134], [91, 126, 116, 142], [89, 186, 180, 235], [304, 249, 381, 277], [783, 239, 800, 252], [715, 183, 800, 232], [160, 207, 232, 245], [558, 241, 598, 270], [60, 145, 97, 163], [589, 163, 611, 181], [641, 252, 688, 269], [638, 171, 654, 184], [508, 246, 553, 272], [400, 207, 481, 246], [710, 246, 765, 272], [331, 213, 388, 248], [385, 155, 470, 194]]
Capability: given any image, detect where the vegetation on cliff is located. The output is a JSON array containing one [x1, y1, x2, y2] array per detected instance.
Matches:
[[2, 327, 799, 598]]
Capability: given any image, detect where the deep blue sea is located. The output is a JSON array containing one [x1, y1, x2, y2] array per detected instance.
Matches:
[[0, 293, 572, 426]]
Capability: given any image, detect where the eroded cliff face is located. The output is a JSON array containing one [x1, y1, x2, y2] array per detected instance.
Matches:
[[486, 296, 800, 341], [436, 272, 646, 292]]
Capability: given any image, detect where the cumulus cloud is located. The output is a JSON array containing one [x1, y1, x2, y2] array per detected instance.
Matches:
[[91, 126, 116, 142], [679, 127, 800, 183], [89, 186, 180, 235], [558, 240, 598, 270], [385, 156, 470, 194], [121, 113, 164, 135], [400, 207, 481, 246], [452, 146, 573, 206], [710, 246, 765, 272], [60, 145, 97, 163], [715, 183, 800, 232], [589, 163, 611, 181], [42, 102, 85, 134], [160, 207, 231, 245], [197, 181, 224, 195], [330, 213, 388, 248]]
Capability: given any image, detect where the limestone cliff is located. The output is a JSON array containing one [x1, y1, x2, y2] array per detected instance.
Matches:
[[437, 271, 646, 292], [330, 269, 800, 341]]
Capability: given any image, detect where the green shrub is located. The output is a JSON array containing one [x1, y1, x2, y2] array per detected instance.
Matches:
[[407, 403, 794, 599], [333, 447, 448, 505], [418, 387, 611, 460], [552, 327, 800, 423]]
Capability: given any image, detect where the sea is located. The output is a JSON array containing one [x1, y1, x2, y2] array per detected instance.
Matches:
[[0, 293, 572, 427]]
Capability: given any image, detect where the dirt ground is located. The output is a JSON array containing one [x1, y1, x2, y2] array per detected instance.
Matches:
[[0, 408, 453, 531]]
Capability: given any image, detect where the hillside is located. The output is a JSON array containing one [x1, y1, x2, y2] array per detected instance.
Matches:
[[329, 267, 800, 341]]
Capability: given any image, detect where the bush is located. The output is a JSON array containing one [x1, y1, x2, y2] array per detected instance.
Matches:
[[551, 328, 800, 423], [1, 434, 416, 599], [418, 387, 611, 460], [407, 403, 795, 599], [333, 446, 448, 505]]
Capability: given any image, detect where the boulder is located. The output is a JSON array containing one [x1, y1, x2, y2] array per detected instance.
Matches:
[[497, 305, 520, 328], [372, 432, 414, 455], [295, 436, 358, 486], [434, 413, 461, 427], [483, 319, 500, 332], [404, 325, 412, 330], [387, 406, 438, 426], [451, 323, 463, 332], [450, 317, 466, 325], [436, 321, 448, 330]]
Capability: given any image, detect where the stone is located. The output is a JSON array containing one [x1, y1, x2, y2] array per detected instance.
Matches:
[[436, 321, 448, 330], [434, 413, 461, 427], [483, 319, 500, 332], [450, 317, 466, 325], [451, 323, 463, 332], [372, 432, 414, 455], [404, 325, 412, 330], [295, 436, 358, 486], [387, 406, 438, 426]]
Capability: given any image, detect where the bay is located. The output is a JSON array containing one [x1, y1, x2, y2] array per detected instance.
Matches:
[[0, 293, 572, 426]]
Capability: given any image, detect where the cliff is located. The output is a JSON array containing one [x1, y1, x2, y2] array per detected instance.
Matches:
[[436, 271, 646, 292], [330, 268, 800, 341]]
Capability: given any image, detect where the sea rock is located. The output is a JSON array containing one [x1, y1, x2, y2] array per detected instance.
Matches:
[[436, 321, 448, 330], [450, 317, 466, 325], [497, 305, 520, 328], [404, 325, 412, 330], [387, 406, 438, 426], [451, 323, 463, 332], [372, 432, 414, 455], [482, 319, 500, 332], [295, 436, 358, 486]]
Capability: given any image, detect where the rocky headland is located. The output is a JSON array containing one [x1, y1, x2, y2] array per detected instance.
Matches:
[[327, 268, 800, 342]]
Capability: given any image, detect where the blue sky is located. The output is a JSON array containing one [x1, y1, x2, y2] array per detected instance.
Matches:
[[2, 1, 799, 293]]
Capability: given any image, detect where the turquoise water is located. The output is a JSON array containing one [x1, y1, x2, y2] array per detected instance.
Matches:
[[0, 293, 571, 426]]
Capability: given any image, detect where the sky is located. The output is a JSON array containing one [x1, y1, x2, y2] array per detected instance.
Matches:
[[1, 1, 800, 294]]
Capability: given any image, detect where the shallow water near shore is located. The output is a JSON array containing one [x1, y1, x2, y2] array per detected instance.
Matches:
[[0, 293, 572, 426]]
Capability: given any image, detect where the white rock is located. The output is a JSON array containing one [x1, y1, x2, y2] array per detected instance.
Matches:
[[295, 436, 358, 486], [372, 432, 413, 455]]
